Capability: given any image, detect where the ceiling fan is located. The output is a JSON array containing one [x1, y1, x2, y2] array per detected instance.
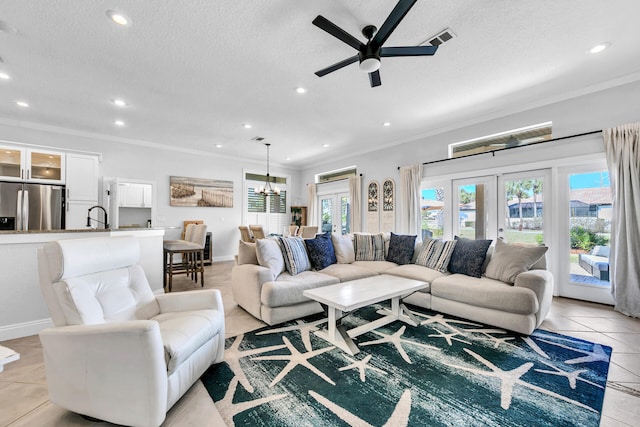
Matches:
[[312, 0, 438, 87]]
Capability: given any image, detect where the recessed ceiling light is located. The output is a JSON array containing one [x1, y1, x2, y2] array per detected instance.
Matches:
[[383, 122, 391, 127], [106, 10, 130, 26], [295, 87, 307, 94], [0, 72, 10, 80], [215, 144, 223, 148], [243, 123, 252, 129], [285, 157, 292, 161], [588, 42, 610, 54], [114, 120, 125, 126], [322, 144, 330, 148], [112, 98, 127, 107], [16, 101, 29, 108]]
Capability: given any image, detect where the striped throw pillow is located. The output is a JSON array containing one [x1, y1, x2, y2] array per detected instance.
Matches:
[[278, 237, 311, 275], [415, 237, 457, 273], [353, 233, 385, 261]]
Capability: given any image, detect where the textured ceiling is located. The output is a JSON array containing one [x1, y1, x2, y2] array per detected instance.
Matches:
[[1, 1, 639, 169]]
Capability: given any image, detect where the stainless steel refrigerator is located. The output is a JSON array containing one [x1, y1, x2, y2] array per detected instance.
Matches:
[[0, 181, 65, 231]]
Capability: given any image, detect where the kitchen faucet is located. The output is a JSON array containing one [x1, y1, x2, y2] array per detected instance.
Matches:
[[86, 205, 109, 229]]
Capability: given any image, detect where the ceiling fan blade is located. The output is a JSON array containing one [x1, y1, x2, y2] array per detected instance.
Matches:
[[369, 70, 381, 87], [371, 0, 417, 49], [315, 55, 359, 77], [312, 15, 363, 51], [380, 45, 438, 57]]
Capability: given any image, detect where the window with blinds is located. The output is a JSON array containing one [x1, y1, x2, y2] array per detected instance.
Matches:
[[245, 173, 289, 235]]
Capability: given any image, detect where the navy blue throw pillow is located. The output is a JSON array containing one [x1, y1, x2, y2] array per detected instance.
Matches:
[[305, 232, 337, 270], [447, 236, 492, 278], [386, 233, 417, 265]]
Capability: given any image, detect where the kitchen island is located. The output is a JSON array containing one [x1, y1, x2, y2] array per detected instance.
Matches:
[[0, 227, 164, 341]]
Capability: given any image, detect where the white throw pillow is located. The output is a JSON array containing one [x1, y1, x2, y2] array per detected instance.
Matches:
[[255, 238, 285, 279], [332, 233, 355, 264]]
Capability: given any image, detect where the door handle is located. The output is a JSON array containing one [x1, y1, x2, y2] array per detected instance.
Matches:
[[16, 190, 22, 230], [23, 190, 29, 231]]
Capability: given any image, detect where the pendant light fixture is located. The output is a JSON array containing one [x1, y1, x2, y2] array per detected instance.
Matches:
[[255, 143, 280, 197]]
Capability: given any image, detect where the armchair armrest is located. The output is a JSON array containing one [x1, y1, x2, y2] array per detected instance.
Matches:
[[155, 288, 223, 313], [39, 321, 168, 426]]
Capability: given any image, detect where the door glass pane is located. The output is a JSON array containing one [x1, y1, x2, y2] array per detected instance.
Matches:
[[503, 177, 544, 245], [340, 196, 350, 235], [457, 183, 486, 239], [422, 186, 445, 239], [569, 171, 611, 286], [321, 198, 333, 234]]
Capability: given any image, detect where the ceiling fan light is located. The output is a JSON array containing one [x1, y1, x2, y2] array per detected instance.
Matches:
[[359, 57, 380, 73]]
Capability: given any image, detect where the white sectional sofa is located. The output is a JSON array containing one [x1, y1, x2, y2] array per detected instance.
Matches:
[[231, 233, 553, 335]]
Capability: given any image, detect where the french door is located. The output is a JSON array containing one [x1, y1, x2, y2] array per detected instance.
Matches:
[[318, 192, 350, 235], [451, 170, 550, 245], [557, 163, 614, 304]]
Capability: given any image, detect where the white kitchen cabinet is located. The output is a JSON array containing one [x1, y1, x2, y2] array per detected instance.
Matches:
[[119, 183, 153, 208], [66, 154, 99, 201], [64, 154, 99, 229], [0, 145, 65, 184]]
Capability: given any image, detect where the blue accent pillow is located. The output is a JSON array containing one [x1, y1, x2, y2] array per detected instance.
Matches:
[[447, 236, 492, 278], [277, 237, 311, 275], [305, 232, 337, 270], [385, 232, 417, 265]]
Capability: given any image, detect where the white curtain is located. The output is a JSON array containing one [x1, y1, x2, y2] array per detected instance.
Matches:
[[603, 123, 640, 318], [399, 164, 422, 236], [349, 175, 362, 232], [306, 183, 317, 226]]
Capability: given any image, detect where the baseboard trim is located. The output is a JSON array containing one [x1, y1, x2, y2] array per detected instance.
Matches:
[[0, 318, 53, 341]]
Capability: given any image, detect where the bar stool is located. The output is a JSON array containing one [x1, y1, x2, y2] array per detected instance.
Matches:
[[163, 224, 207, 292]]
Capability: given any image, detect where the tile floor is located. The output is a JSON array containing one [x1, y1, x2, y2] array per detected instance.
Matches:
[[1, 261, 639, 426]]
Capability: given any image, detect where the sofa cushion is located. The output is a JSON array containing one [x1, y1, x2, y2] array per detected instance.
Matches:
[[385, 264, 445, 290], [353, 233, 385, 261], [319, 263, 379, 282], [260, 271, 340, 307], [256, 238, 285, 279], [305, 232, 337, 270], [237, 240, 258, 265], [448, 236, 492, 278], [485, 239, 549, 284], [431, 274, 538, 315], [385, 233, 417, 265], [351, 260, 398, 273], [415, 238, 457, 273], [332, 233, 355, 264], [278, 237, 311, 276]]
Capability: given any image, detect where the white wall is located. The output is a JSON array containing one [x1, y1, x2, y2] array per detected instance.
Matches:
[[0, 123, 302, 261], [299, 79, 640, 229]]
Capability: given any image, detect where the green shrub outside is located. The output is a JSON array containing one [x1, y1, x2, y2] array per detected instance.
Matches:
[[570, 226, 608, 251]]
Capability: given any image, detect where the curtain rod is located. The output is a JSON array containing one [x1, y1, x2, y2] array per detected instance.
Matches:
[[396, 129, 602, 170]]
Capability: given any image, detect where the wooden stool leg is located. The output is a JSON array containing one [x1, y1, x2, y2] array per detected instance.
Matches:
[[200, 249, 205, 286], [168, 251, 174, 292]]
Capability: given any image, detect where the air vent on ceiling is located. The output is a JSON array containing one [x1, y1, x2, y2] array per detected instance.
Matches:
[[422, 28, 455, 47], [250, 136, 265, 142]]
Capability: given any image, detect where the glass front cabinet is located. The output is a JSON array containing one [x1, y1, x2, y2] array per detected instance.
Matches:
[[0, 145, 65, 183]]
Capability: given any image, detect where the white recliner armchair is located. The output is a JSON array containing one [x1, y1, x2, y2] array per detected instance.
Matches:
[[37, 236, 225, 427]]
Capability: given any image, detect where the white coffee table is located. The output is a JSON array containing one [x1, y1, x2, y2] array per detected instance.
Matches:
[[0, 345, 20, 372], [303, 274, 428, 355]]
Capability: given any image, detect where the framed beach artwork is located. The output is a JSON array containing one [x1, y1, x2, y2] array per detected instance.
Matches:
[[170, 176, 233, 207]]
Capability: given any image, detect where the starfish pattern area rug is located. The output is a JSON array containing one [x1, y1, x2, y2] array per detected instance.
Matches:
[[201, 304, 611, 426]]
